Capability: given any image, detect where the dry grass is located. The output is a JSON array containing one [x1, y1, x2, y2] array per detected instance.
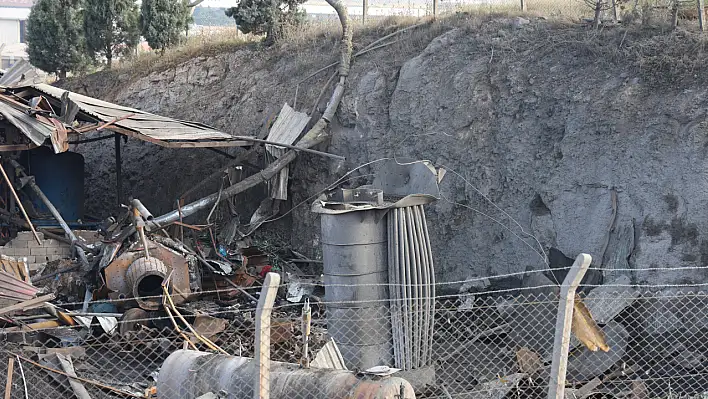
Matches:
[[110, 10, 497, 78], [112, 27, 258, 77], [447, 0, 587, 18], [96, 2, 708, 91]]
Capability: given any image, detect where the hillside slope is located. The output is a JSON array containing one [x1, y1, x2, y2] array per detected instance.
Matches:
[[67, 16, 708, 289]]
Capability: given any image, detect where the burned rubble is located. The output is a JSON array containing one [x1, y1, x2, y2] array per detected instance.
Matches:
[[0, 147, 704, 398], [0, 183, 334, 398], [1, 13, 707, 399]]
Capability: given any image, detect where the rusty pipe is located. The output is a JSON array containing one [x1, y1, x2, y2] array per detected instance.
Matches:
[[131, 198, 153, 220], [158, 350, 416, 399], [132, 207, 150, 259]]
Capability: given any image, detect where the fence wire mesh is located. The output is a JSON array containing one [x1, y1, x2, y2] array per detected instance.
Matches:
[[0, 274, 705, 399]]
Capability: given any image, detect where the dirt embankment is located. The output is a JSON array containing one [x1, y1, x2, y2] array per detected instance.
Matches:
[[66, 15, 708, 291]]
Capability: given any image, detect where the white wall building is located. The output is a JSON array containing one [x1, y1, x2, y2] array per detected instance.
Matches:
[[0, 0, 32, 70]]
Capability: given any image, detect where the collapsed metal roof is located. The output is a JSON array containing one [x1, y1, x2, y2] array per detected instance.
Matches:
[[0, 80, 251, 152]]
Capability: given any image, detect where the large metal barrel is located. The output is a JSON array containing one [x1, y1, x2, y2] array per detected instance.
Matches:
[[320, 210, 393, 370], [157, 350, 416, 399], [26, 147, 85, 223]]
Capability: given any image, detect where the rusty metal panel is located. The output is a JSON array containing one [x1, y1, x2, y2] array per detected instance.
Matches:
[[0, 101, 55, 147]]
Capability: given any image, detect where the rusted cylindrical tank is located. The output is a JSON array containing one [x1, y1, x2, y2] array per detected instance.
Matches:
[[103, 240, 192, 309], [319, 209, 393, 370], [157, 350, 416, 399], [126, 257, 169, 310]]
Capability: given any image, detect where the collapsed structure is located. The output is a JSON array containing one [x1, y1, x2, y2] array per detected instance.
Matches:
[[0, 59, 445, 395], [0, 12, 706, 399]]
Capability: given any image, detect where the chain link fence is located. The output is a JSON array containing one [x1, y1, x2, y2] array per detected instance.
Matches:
[[0, 274, 705, 398]]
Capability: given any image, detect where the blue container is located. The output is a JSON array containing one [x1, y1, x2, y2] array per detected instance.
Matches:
[[27, 147, 85, 223]]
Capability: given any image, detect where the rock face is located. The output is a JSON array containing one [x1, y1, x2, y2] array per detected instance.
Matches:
[[67, 18, 708, 291]]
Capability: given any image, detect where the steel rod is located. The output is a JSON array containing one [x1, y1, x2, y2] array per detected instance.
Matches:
[[115, 134, 122, 207], [67, 134, 114, 145], [231, 136, 344, 160]]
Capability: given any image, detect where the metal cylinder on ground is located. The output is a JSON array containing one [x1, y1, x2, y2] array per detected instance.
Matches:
[[319, 209, 393, 370], [157, 350, 416, 399], [126, 257, 169, 310]]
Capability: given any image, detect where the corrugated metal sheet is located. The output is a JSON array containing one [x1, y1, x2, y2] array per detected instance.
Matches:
[[31, 84, 236, 142], [0, 83, 253, 152], [265, 103, 310, 200], [0, 100, 53, 146], [0, 58, 42, 87], [311, 338, 348, 370]]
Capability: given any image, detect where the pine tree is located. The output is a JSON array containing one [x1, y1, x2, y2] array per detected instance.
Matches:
[[225, 0, 305, 44], [26, 0, 86, 79], [140, 0, 189, 53], [84, 0, 140, 68]]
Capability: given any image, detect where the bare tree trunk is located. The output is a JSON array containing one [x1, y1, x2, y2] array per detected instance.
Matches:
[[641, 0, 652, 25], [671, 0, 679, 28], [593, 0, 603, 29]]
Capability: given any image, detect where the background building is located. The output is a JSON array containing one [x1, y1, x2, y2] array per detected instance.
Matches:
[[0, 0, 32, 70]]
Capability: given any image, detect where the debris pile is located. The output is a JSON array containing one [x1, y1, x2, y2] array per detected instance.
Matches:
[[0, 171, 329, 398]]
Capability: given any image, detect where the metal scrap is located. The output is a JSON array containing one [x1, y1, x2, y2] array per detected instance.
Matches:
[[583, 275, 639, 324], [466, 373, 526, 399], [572, 294, 610, 352], [264, 103, 311, 201], [191, 314, 227, 341], [38, 353, 92, 399], [310, 338, 347, 370]]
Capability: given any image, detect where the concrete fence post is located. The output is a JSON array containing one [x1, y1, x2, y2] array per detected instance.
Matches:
[[363, 0, 369, 23], [547, 253, 592, 399], [254, 272, 281, 399]]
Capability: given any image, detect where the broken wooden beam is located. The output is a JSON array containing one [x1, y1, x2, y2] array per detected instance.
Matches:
[[0, 159, 41, 245], [4, 357, 13, 399], [0, 294, 56, 316]]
